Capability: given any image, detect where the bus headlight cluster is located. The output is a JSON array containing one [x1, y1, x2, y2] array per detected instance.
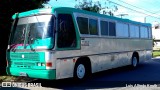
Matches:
[[37, 63, 45, 66], [37, 63, 41, 66], [42, 63, 45, 66]]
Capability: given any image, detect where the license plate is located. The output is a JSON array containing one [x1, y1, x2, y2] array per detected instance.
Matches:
[[19, 72, 27, 76]]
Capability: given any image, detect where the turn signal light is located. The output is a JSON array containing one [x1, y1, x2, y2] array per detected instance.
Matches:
[[6, 60, 8, 66], [46, 62, 52, 67]]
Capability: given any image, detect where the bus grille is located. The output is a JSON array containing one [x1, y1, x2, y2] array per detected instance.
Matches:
[[9, 53, 39, 61], [13, 62, 35, 68], [14, 62, 35, 66]]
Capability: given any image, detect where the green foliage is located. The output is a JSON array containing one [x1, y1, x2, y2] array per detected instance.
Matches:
[[153, 51, 160, 57], [0, 0, 50, 74], [75, 0, 118, 16], [0, 75, 34, 82], [75, 0, 101, 13]]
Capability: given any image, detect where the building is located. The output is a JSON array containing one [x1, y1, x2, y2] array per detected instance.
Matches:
[[152, 21, 160, 50]]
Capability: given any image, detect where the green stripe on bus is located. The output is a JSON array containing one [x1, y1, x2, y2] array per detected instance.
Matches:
[[6, 67, 56, 79], [12, 7, 151, 27]]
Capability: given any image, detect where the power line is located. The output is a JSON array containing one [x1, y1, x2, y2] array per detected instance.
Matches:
[[118, 0, 160, 16], [46, 0, 160, 21], [139, 0, 160, 10], [106, 0, 160, 20]]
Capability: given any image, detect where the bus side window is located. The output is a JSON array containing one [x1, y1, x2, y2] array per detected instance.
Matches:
[[109, 22, 116, 36], [57, 14, 77, 48]]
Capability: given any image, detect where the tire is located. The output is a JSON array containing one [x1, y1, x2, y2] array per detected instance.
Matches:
[[74, 62, 89, 81], [131, 55, 138, 68]]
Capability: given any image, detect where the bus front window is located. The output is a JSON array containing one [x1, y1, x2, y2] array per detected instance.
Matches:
[[10, 15, 54, 50]]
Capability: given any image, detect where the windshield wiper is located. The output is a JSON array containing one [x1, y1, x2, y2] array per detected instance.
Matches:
[[10, 44, 17, 52], [27, 29, 35, 52], [11, 28, 25, 52]]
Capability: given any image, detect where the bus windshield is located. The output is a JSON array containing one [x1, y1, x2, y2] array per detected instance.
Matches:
[[10, 15, 54, 50]]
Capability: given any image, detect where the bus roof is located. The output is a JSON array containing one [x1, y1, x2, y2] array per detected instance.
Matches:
[[12, 7, 151, 27]]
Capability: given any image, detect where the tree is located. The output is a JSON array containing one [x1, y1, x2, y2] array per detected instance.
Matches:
[[75, 0, 101, 13], [0, 0, 50, 75], [75, 0, 118, 16]]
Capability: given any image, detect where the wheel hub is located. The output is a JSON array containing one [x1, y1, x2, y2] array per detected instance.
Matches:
[[77, 64, 85, 79]]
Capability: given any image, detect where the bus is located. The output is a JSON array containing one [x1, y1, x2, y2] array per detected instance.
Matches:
[[6, 7, 152, 80]]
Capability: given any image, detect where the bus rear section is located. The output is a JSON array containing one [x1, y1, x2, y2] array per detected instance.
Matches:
[[6, 11, 57, 79]]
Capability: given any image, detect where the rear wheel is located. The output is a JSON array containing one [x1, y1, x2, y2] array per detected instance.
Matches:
[[131, 56, 138, 68]]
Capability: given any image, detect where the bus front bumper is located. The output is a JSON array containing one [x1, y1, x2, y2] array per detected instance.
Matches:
[[6, 67, 56, 80]]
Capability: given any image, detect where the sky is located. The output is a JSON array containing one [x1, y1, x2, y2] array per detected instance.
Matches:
[[46, 0, 160, 25]]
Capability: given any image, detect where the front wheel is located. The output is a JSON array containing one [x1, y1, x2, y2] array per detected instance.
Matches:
[[74, 62, 89, 80]]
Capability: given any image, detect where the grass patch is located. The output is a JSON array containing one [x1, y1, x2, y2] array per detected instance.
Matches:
[[153, 51, 160, 57], [0, 75, 34, 82]]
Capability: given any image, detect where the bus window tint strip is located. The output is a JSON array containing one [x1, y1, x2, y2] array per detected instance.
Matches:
[[89, 19, 98, 35], [101, 21, 109, 36], [140, 26, 148, 38], [129, 25, 140, 38], [109, 22, 116, 36], [76, 17, 150, 39], [116, 22, 129, 37], [77, 17, 89, 34]]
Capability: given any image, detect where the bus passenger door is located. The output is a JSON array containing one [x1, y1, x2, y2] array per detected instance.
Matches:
[[56, 14, 77, 49], [55, 13, 80, 79]]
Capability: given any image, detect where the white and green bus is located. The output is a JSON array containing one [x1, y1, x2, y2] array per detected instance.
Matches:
[[6, 7, 152, 80]]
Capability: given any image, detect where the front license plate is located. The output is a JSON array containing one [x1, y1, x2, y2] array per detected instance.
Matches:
[[19, 72, 27, 76]]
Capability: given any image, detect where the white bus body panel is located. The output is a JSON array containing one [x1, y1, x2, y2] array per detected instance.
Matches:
[[54, 37, 152, 79], [53, 11, 152, 79]]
